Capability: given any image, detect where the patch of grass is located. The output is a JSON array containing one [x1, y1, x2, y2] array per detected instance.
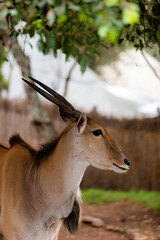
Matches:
[[82, 189, 160, 211]]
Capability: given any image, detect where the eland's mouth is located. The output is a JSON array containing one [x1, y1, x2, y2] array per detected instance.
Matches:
[[113, 163, 128, 171]]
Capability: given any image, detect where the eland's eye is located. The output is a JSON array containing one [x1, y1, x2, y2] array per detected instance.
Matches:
[[92, 129, 102, 136]]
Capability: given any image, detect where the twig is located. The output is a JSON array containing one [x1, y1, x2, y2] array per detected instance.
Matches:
[[99, 41, 109, 49], [63, 60, 77, 97], [141, 50, 160, 81]]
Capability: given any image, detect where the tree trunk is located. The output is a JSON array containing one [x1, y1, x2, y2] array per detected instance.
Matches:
[[0, 29, 56, 139]]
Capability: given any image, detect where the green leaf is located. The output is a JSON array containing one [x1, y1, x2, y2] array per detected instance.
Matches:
[[122, 3, 140, 25], [98, 23, 118, 43], [57, 14, 67, 24], [28, 25, 35, 37], [105, 0, 121, 7], [98, 25, 109, 38], [65, 55, 70, 62], [46, 34, 56, 50], [3, 58, 8, 62], [78, 12, 88, 22], [106, 28, 118, 43], [32, 19, 43, 28], [37, 38, 44, 51], [77, 55, 88, 73]]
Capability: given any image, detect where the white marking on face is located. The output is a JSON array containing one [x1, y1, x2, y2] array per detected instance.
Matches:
[[112, 165, 128, 173]]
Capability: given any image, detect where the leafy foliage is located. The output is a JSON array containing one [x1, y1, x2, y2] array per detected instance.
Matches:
[[0, 0, 160, 71]]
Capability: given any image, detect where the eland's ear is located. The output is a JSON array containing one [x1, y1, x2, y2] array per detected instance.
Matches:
[[76, 113, 87, 135]]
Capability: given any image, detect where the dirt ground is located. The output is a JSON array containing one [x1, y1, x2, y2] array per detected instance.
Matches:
[[59, 200, 160, 240]]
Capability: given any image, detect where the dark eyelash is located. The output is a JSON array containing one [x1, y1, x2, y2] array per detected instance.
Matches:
[[92, 129, 102, 136]]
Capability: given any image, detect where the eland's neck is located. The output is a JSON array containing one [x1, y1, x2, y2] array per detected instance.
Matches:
[[37, 130, 89, 219]]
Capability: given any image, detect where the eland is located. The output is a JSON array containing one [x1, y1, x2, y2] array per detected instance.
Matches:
[[0, 77, 130, 240]]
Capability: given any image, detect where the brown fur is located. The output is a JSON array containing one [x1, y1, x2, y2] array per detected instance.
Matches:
[[35, 122, 76, 164], [9, 134, 36, 155], [34, 138, 60, 164], [9, 134, 60, 166], [0, 144, 9, 150]]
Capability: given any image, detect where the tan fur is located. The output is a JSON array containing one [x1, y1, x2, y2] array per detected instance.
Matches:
[[0, 117, 129, 240]]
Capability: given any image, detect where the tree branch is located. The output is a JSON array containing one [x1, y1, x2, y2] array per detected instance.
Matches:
[[141, 50, 160, 81], [63, 60, 77, 97]]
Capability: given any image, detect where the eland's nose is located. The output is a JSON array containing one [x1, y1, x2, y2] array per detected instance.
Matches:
[[124, 158, 130, 167]]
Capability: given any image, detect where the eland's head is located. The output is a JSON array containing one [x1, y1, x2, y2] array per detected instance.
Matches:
[[22, 77, 130, 174]]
